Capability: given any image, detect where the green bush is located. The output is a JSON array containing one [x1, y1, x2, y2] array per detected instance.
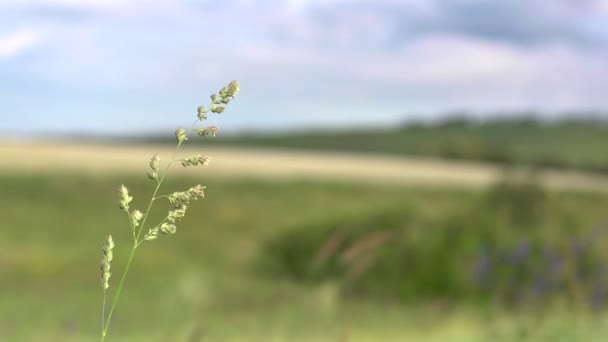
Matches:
[[259, 178, 604, 307]]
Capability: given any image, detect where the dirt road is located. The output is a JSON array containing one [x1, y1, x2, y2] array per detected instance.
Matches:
[[2, 140, 608, 192]]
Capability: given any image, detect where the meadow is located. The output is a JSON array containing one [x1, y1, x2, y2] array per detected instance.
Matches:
[[4, 166, 608, 341], [139, 116, 608, 175]]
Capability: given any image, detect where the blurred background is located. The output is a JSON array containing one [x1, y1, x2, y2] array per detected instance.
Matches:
[[2, 0, 608, 341]]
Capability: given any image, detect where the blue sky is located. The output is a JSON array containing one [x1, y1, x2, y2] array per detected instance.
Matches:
[[1, 0, 608, 135]]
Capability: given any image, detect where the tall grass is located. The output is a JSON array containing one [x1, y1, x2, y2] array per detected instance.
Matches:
[[2, 169, 608, 339], [98, 81, 239, 341]]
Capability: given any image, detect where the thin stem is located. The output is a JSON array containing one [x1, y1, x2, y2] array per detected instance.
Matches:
[[135, 117, 199, 242], [101, 117, 201, 341], [135, 216, 170, 249], [101, 243, 137, 341], [135, 143, 180, 242], [126, 211, 136, 242], [101, 289, 106, 337]]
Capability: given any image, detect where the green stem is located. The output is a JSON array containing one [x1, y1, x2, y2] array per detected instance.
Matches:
[[135, 117, 199, 242], [101, 118, 201, 341], [126, 211, 136, 242], [100, 243, 137, 341], [101, 289, 106, 337], [136, 216, 169, 249], [135, 143, 182, 241]]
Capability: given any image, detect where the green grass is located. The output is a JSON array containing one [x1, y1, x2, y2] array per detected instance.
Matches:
[[3, 170, 608, 340]]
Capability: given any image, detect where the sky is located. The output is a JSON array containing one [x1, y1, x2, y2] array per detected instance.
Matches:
[[1, 0, 608, 135]]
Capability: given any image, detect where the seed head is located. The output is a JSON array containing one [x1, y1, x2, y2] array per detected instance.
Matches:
[[217, 80, 240, 105], [187, 184, 206, 199], [150, 154, 160, 172], [167, 205, 187, 223], [100, 235, 115, 290], [175, 127, 188, 143], [160, 222, 177, 235], [131, 209, 144, 227], [225, 80, 240, 98], [210, 93, 220, 104], [148, 154, 160, 180], [210, 104, 225, 114], [144, 227, 160, 241], [227, 80, 239, 95], [196, 126, 218, 137], [118, 185, 133, 212], [181, 155, 211, 167], [197, 106, 207, 120], [167, 185, 206, 208]]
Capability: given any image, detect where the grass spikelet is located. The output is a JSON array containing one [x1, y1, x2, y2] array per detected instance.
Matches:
[[148, 154, 160, 180], [181, 155, 211, 167], [100, 235, 114, 290], [118, 185, 132, 212], [196, 126, 217, 137]]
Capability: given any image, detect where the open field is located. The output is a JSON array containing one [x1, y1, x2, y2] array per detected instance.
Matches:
[[3, 140, 608, 192], [3, 170, 608, 341], [137, 117, 608, 174], [4, 139, 608, 340]]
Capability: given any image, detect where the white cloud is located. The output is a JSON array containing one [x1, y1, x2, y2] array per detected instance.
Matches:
[[0, 30, 41, 59], [2, 0, 608, 134], [590, 1, 608, 15]]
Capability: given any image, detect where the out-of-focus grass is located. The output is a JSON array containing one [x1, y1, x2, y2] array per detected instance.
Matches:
[[146, 118, 608, 174], [2, 170, 608, 341]]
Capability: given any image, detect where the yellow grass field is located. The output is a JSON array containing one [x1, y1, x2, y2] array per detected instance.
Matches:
[[2, 140, 608, 192]]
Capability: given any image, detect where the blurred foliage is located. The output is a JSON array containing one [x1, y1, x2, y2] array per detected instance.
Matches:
[[133, 114, 608, 174], [3, 170, 608, 340], [260, 173, 608, 310], [0, 171, 470, 340]]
